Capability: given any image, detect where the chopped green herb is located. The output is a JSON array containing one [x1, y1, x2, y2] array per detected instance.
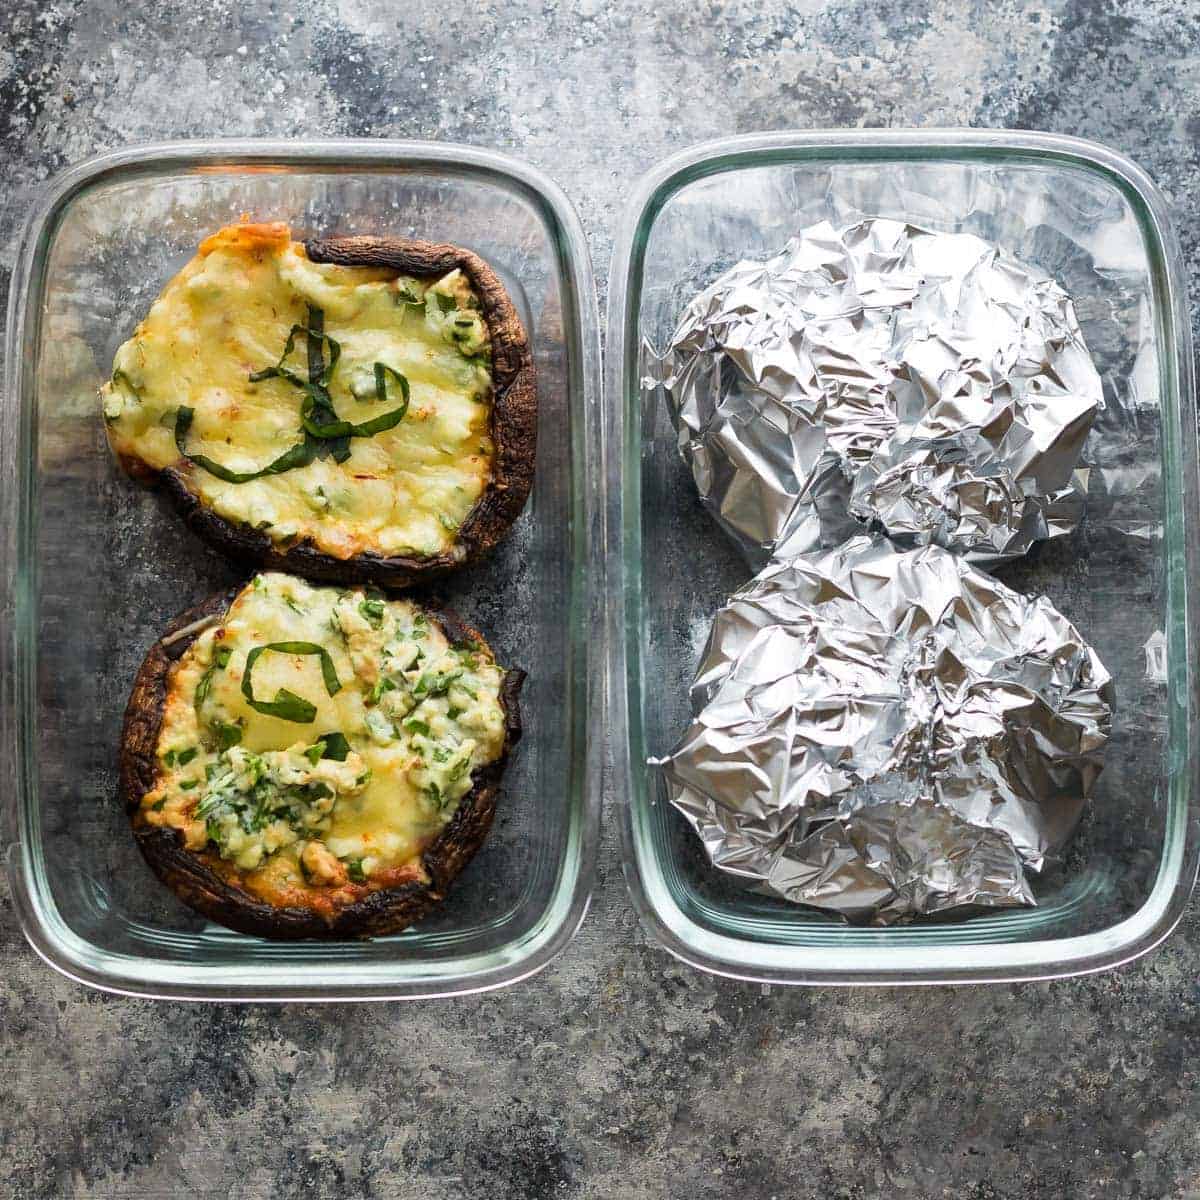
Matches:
[[104, 373, 134, 421], [163, 749, 177, 767], [150, 798, 167, 812], [317, 731, 350, 762], [283, 595, 305, 616], [359, 597, 385, 627], [413, 670, 463, 699], [179, 779, 199, 791], [213, 722, 243, 750], [432, 746, 451, 764], [435, 293, 456, 314], [364, 709, 395, 742], [402, 718, 430, 737], [177, 747, 198, 766], [214, 646, 233, 669], [368, 676, 397, 704], [346, 858, 366, 884], [194, 665, 216, 712], [304, 740, 327, 765], [446, 706, 462, 721]]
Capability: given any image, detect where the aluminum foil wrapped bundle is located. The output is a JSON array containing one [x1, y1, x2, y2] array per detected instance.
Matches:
[[658, 537, 1114, 923], [656, 218, 1103, 566]]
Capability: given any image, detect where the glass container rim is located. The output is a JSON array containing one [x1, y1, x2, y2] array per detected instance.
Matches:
[[605, 127, 1200, 986], [2, 136, 604, 1002]]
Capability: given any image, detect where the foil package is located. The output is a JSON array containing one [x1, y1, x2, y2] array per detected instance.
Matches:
[[654, 218, 1103, 566], [657, 538, 1114, 923]]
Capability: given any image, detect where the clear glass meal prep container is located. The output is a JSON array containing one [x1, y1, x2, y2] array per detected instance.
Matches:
[[2, 139, 602, 1001], [606, 129, 1200, 985]]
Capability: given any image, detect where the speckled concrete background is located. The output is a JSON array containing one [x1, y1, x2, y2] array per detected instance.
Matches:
[[3, 2, 1200, 1197]]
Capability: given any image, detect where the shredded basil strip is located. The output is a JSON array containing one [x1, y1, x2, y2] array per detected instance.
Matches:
[[242, 683, 316, 724], [241, 641, 342, 723], [373, 363, 410, 408], [175, 406, 316, 483], [194, 665, 216, 712], [299, 307, 351, 462], [175, 305, 410, 483], [299, 365, 410, 440], [248, 317, 341, 389]]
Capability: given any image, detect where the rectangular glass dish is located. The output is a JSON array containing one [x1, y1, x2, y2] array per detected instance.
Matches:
[[607, 129, 1200, 985], [3, 139, 602, 1001]]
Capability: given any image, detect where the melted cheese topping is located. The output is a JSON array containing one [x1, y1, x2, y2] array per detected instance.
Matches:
[[139, 573, 507, 909], [102, 223, 494, 560]]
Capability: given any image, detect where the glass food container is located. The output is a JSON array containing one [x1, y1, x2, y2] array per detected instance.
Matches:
[[3, 139, 602, 1001], [607, 129, 1200, 985]]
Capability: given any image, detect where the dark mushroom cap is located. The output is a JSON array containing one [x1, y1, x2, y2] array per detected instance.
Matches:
[[120, 587, 524, 940], [132, 235, 537, 590]]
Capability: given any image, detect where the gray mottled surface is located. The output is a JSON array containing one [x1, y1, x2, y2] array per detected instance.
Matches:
[[3, 2, 1200, 1197]]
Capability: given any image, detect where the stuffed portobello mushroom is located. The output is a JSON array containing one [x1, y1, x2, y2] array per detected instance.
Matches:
[[121, 572, 524, 939], [101, 222, 536, 588]]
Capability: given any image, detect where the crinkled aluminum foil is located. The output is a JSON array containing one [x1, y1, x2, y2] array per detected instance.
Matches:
[[654, 218, 1103, 566], [657, 537, 1114, 923]]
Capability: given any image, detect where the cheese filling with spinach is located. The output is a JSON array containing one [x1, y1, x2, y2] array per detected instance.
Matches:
[[101, 223, 494, 560], [140, 574, 507, 899]]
